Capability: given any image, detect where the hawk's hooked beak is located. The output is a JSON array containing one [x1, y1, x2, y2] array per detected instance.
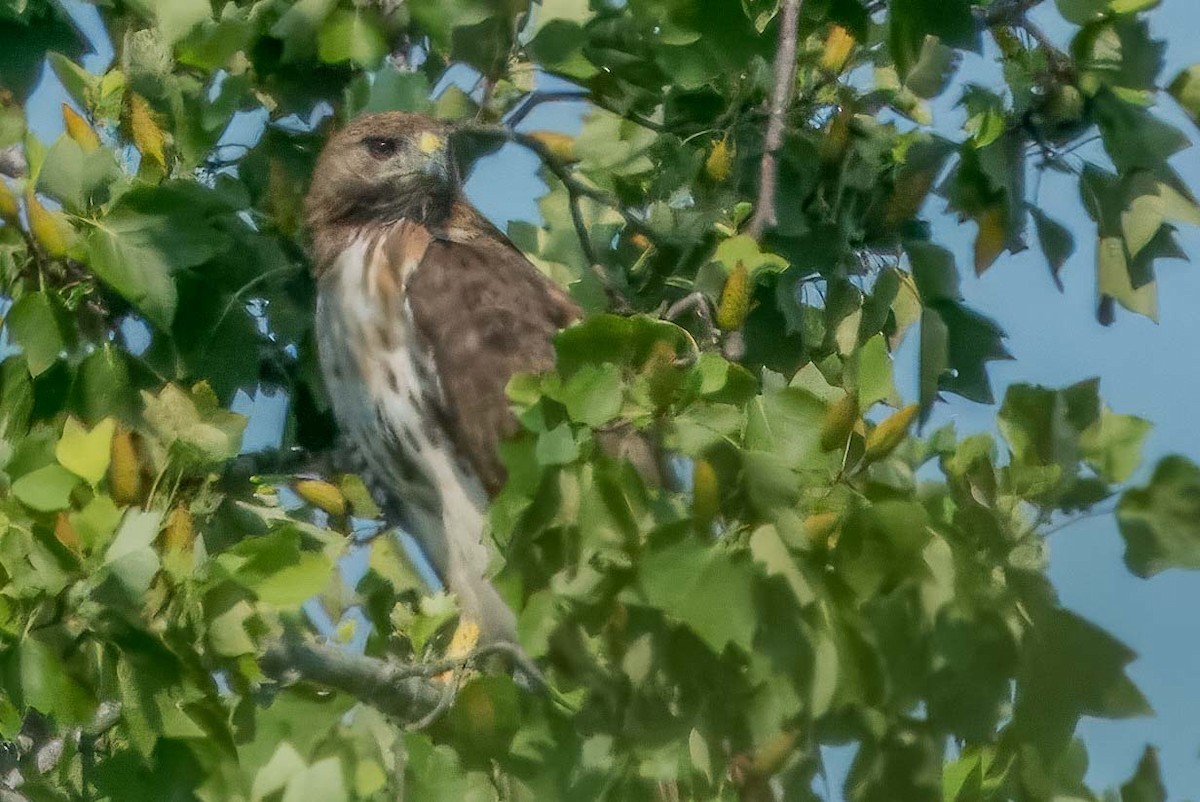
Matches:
[[419, 131, 452, 183]]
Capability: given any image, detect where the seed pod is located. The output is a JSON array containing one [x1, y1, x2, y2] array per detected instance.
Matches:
[[25, 190, 70, 258], [705, 135, 734, 182], [62, 103, 101, 152], [716, 261, 751, 332], [109, 427, 142, 505], [644, 339, 681, 411], [864, 404, 919, 463], [162, 505, 195, 553], [294, 479, 347, 517], [820, 25, 856, 73], [803, 512, 840, 548], [751, 730, 798, 776], [0, 180, 18, 223], [54, 512, 80, 553], [526, 130, 576, 163], [819, 393, 859, 452], [127, 92, 166, 171], [691, 458, 719, 532]]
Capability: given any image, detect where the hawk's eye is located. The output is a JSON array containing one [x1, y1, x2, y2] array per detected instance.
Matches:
[[362, 137, 399, 159]]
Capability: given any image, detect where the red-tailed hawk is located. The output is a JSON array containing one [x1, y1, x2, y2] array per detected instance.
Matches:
[[305, 112, 580, 642]]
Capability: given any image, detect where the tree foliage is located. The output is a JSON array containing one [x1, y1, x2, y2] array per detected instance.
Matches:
[[0, 0, 1197, 799]]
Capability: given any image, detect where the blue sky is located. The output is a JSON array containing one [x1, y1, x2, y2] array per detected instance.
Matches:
[[19, 0, 1200, 797]]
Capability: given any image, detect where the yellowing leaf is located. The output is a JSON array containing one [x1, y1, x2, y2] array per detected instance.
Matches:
[[864, 404, 920, 463], [109, 427, 143, 505], [692, 458, 719, 532], [716, 261, 751, 331], [25, 190, 72, 258], [819, 393, 859, 452], [705, 135, 734, 182], [526, 130, 576, 162], [127, 93, 166, 171], [821, 25, 856, 73], [294, 479, 347, 517], [61, 104, 100, 153], [974, 206, 1006, 275], [56, 416, 116, 485]]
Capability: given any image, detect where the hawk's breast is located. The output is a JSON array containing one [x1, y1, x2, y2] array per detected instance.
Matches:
[[314, 221, 489, 578]]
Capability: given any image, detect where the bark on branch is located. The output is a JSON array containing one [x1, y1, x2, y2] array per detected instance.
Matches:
[[747, 0, 803, 240], [261, 637, 445, 721]]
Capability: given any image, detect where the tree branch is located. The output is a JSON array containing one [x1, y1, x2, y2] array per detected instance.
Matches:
[[0, 146, 25, 180], [259, 636, 546, 724], [261, 637, 444, 721], [504, 89, 592, 128], [747, 0, 803, 240], [459, 123, 657, 247]]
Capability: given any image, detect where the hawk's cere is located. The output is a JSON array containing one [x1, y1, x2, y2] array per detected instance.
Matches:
[[305, 112, 580, 642]]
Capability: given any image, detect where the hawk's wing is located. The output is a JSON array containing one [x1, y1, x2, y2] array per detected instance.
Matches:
[[399, 207, 580, 495]]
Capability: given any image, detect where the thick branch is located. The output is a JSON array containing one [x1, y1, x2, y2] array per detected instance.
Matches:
[[747, 0, 803, 240], [261, 637, 444, 721]]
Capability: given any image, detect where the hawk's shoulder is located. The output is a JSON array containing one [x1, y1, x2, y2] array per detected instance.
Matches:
[[388, 200, 580, 494]]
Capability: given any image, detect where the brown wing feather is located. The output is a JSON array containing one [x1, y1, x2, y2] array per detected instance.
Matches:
[[404, 209, 580, 495]]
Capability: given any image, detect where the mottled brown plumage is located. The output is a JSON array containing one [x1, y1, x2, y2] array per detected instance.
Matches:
[[306, 112, 579, 641]]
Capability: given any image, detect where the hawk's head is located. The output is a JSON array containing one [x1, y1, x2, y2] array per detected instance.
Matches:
[[306, 112, 456, 231]]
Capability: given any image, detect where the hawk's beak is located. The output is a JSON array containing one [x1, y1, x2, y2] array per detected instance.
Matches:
[[419, 131, 452, 182]]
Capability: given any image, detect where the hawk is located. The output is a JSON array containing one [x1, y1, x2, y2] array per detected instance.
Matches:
[[305, 112, 580, 643]]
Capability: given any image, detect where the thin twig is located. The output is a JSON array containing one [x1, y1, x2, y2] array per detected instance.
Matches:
[[459, 123, 657, 248], [747, 0, 803, 240], [505, 89, 592, 128]]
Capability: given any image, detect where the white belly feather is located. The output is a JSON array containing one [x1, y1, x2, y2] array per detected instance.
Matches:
[[315, 230, 509, 635]]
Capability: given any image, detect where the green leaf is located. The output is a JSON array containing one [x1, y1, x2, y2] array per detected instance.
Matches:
[[282, 757, 347, 802], [7, 291, 70, 376], [105, 508, 163, 564], [889, 0, 978, 77], [11, 463, 80, 511], [3, 635, 95, 723], [254, 552, 334, 607], [252, 742, 307, 802], [556, 363, 623, 426], [317, 9, 387, 67], [85, 188, 228, 329], [448, 676, 522, 759], [1094, 91, 1190, 173], [55, 416, 115, 485], [1031, 208, 1076, 290], [1121, 177, 1165, 258], [129, 0, 211, 44], [850, 334, 895, 409], [1120, 746, 1166, 802], [1098, 235, 1157, 322], [639, 539, 757, 653], [1014, 608, 1151, 764], [1118, 456, 1200, 577], [1057, 0, 1110, 24], [536, 423, 580, 466], [750, 524, 814, 607], [1169, 65, 1200, 127], [73, 344, 135, 422]]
